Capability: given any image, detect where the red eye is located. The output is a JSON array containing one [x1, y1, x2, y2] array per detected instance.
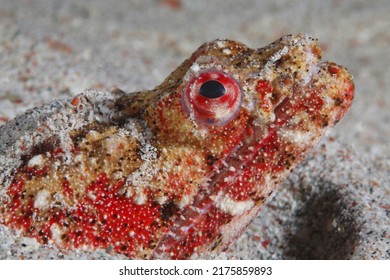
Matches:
[[182, 70, 242, 125]]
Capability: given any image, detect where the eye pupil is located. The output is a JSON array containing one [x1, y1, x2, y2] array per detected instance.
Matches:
[[182, 70, 242, 126], [199, 80, 226, 99]]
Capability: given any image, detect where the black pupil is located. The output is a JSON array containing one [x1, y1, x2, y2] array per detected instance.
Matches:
[[199, 80, 226, 99]]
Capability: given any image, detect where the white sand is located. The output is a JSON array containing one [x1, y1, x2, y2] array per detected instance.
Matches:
[[0, 0, 388, 259]]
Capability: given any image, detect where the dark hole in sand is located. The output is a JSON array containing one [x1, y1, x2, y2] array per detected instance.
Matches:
[[284, 181, 361, 259]]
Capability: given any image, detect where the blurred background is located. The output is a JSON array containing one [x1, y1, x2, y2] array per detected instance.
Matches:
[[0, 0, 389, 260], [0, 0, 389, 158]]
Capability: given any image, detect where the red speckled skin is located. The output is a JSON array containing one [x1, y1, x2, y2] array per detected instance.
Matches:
[[0, 34, 354, 259]]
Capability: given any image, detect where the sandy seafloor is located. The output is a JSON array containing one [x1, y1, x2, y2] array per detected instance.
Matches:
[[0, 0, 388, 259]]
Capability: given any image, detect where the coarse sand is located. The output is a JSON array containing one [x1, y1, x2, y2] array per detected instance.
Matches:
[[0, 0, 388, 259]]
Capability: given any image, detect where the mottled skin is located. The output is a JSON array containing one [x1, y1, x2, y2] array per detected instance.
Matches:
[[0, 34, 354, 259]]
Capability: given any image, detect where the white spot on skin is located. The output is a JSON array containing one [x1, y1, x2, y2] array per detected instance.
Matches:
[[103, 134, 130, 157], [27, 154, 45, 168], [223, 176, 231, 182], [266, 46, 289, 67], [323, 96, 335, 106], [263, 173, 272, 188], [278, 128, 314, 145], [213, 192, 254, 215], [270, 112, 276, 122], [175, 194, 192, 209], [87, 191, 97, 201], [122, 120, 159, 203], [126, 161, 157, 189], [85, 130, 101, 141], [222, 48, 232, 55], [303, 51, 320, 85], [34, 190, 50, 209], [190, 63, 200, 73], [155, 195, 169, 205], [216, 40, 227, 48], [134, 190, 147, 205], [50, 224, 63, 244], [180, 225, 190, 233]]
